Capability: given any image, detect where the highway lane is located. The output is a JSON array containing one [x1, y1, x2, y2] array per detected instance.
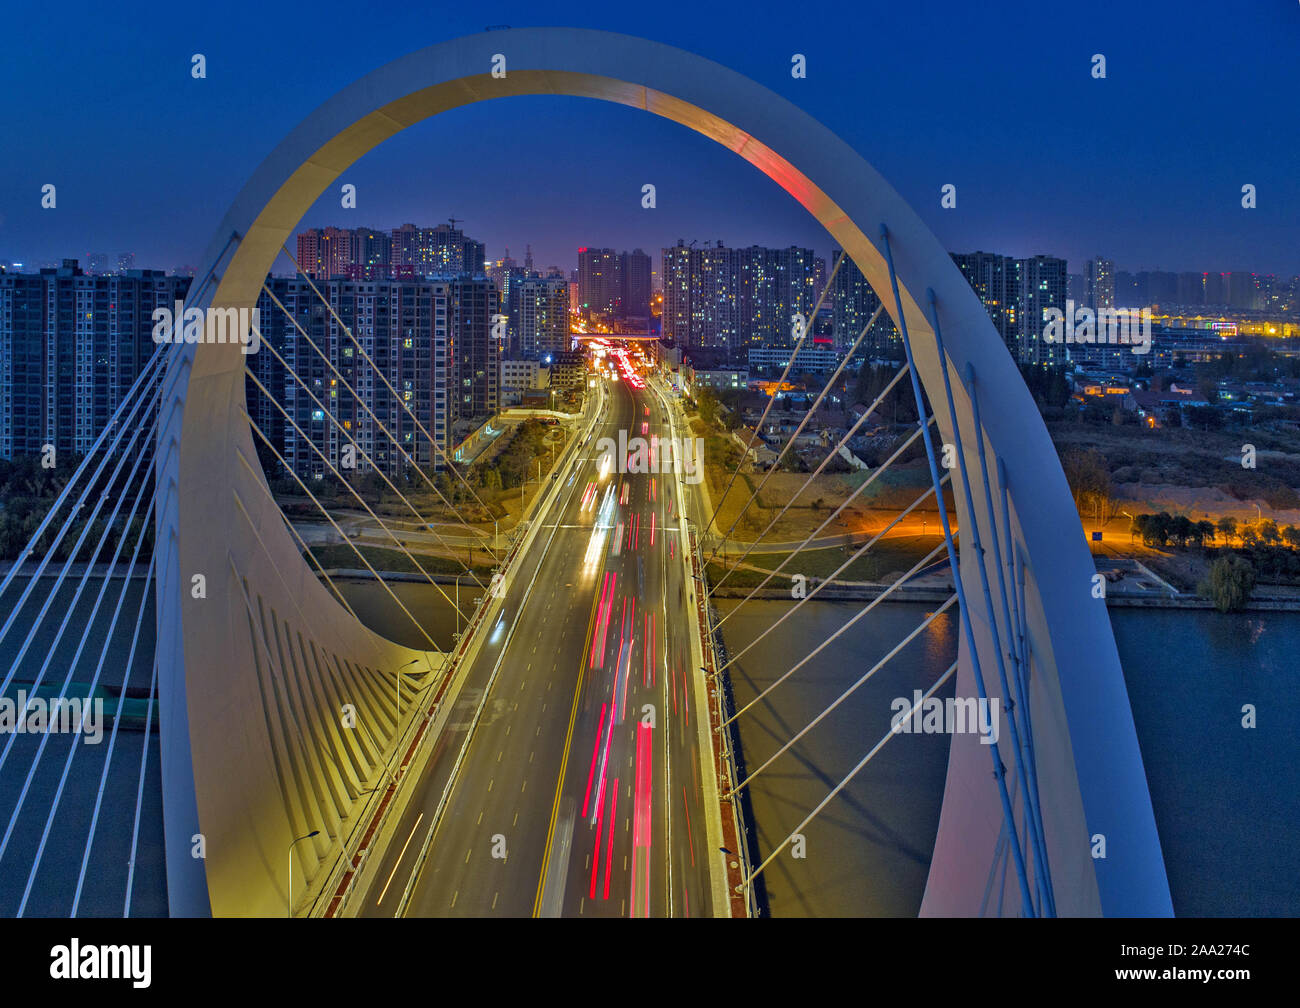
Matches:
[[387, 362, 713, 917], [355, 397, 598, 918]]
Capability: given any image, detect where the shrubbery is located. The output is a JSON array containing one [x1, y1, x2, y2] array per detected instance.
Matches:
[[1199, 554, 1256, 612]]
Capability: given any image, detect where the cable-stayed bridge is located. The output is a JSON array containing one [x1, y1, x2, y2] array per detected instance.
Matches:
[[0, 27, 1171, 918]]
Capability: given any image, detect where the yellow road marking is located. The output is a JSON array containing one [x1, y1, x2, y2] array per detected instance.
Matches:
[[532, 530, 609, 916]]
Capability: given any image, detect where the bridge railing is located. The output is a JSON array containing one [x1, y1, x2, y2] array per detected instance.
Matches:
[[688, 526, 757, 918], [317, 381, 605, 916]]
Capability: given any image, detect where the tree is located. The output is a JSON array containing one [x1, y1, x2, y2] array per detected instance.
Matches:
[[1239, 524, 1260, 549], [1170, 514, 1194, 547], [1258, 518, 1280, 546], [1184, 404, 1222, 431], [1199, 554, 1255, 612], [697, 388, 721, 428], [1137, 511, 1172, 548], [1283, 525, 1300, 550], [1196, 520, 1217, 548], [1216, 516, 1237, 546], [1061, 448, 1113, 525]]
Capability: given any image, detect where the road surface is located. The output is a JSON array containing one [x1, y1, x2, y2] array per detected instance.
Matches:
[[362, 368, 715, 917]]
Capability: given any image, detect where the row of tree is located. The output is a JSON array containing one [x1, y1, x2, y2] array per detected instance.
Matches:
[[0, 513, 155, 564], [1132, 512, 1300, 550]]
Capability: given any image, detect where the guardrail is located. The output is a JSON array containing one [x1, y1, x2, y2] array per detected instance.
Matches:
[[688, 526, 758, 918]]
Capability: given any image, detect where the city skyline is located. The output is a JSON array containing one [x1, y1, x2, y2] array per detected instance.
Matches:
[[13, 236, 1300, 293], [2, 2, 1298, 278]]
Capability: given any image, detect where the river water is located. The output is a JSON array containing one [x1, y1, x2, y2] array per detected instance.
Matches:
[[716, 600, 1300, 917]]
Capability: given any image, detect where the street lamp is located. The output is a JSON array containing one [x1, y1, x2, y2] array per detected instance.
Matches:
[[288, 829, 320, 917]]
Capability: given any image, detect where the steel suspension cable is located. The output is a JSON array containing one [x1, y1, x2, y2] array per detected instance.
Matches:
[[72, 552, 156, 917], [955, 352, 1055, 914], [0, 341, 167, 607], [880, 222, 1034, 916], [704, 251, 847, 539], [727, 594, 956, 796], [709, 355, 910, 596], [0, 393, 161, 705], [16, 465, 157, 912], [246, 352, 471, 621], [711, 303, 884, 557], [260, 283, 494, 582], [739, 659, 957, 892], [0, 355, 165, 649], [280, 247, 501, 556], [721, 540, 949, 726], [0, 405, 160, 822], [122, 651, 160, 919], [241, 407, 440, 651], [716, 477, 949, 678], [711, 417, 935, 625]]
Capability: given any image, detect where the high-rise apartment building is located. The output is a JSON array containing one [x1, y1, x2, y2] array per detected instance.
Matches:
[[951, 251, 1020, 347], [736, 245, 818, 350], [1016, 255, 1069, 365], [251, 275, 498, 479], [687, 243, 738, 351], [496, 262, 529, 355], [619, 249, 652, 323], [830, 249, 897, 354], [662, 243, 693, 345], [297, 222, 487, 282], [660, 240, 818, 355], [515, 274, 570, 357], [1085, 257, 1114, 313], [0, 261, 189, 459], [348, 228, 392, 281], [450, 276, 500, 423], [295, 226, 353, 279], [578, 248, 622, 319], [950, 251, 1067, 365], [251, 278, 445, 478]]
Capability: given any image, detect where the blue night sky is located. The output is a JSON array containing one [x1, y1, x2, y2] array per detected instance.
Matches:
[[2, 0, 1297, 279]]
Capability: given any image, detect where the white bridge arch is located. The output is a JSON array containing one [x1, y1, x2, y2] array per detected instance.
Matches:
[[156, 26, 1172, 917]]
